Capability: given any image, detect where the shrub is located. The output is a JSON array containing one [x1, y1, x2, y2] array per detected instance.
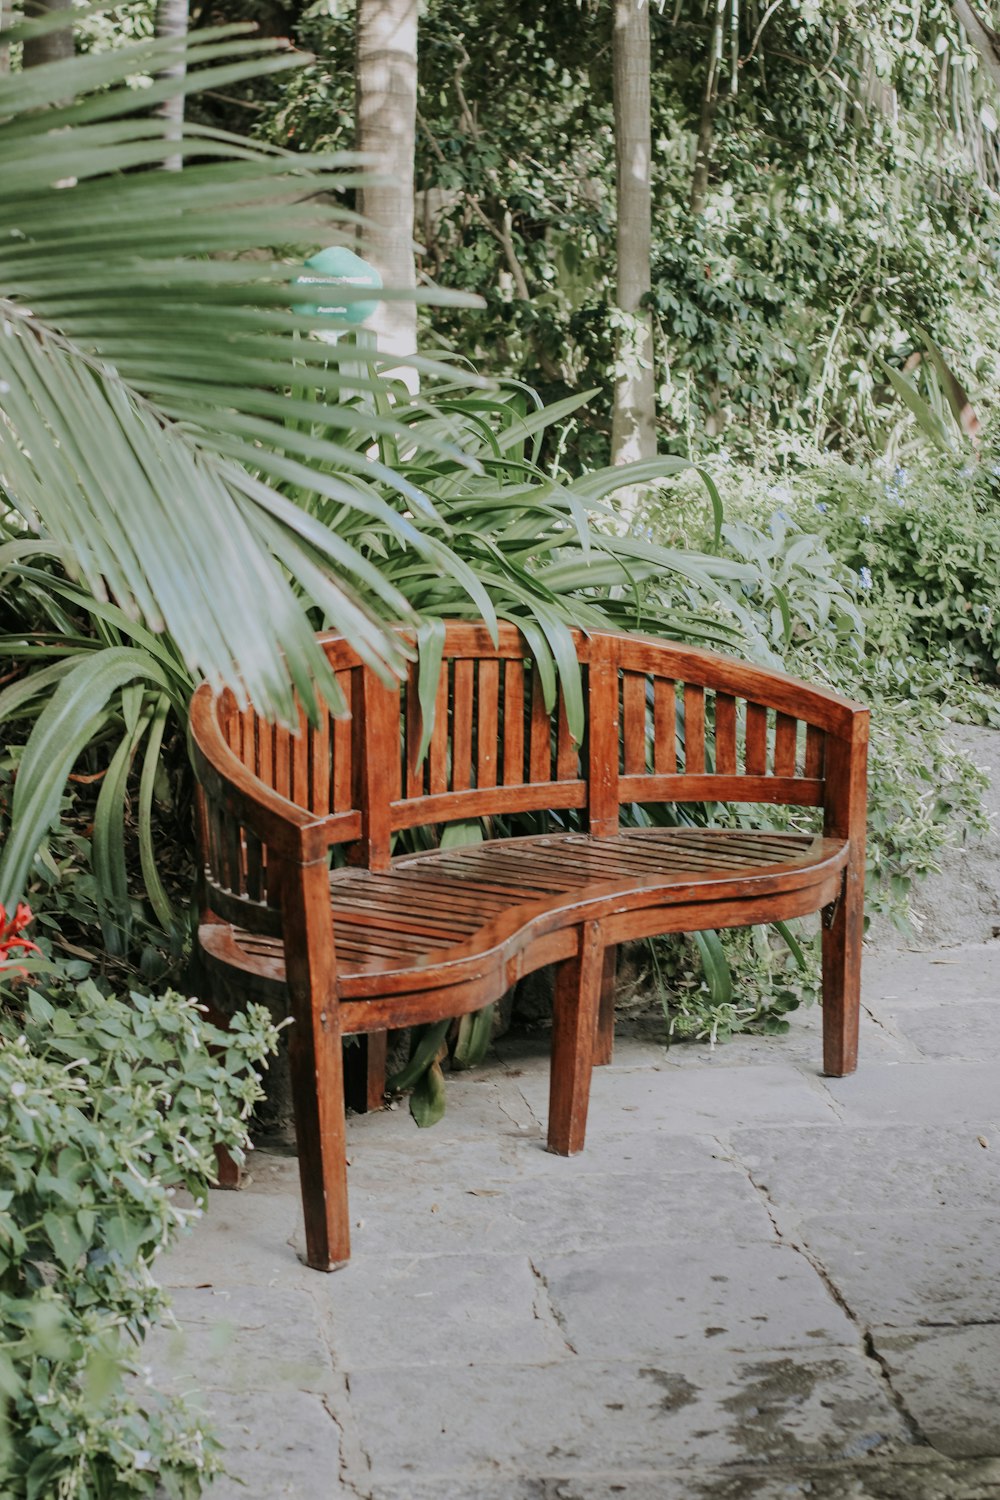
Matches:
[[0, 972, 280, 1499]]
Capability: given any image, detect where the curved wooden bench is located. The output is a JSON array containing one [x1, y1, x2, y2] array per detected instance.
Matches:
[[190, 623, 868, 1270]]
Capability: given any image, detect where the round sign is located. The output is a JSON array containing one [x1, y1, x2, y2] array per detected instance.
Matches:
[[292, 246, 382, 326]]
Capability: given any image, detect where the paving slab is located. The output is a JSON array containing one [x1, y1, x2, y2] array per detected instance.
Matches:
[[798, 1209, 1000, 1327], [315, 1251, 570, 1368], [148, 1286, 332, 1394], [344, 1350, 908, 1479], [874, 1326, 1000, 1458], [876, 998, 1000, 1060], [820, 1060, 1000, 1126], [729, 1123, 1000, 1218], [533, 1241, 856, 1358], [365, 1456, 1000, 1500], [515, 1060, 839, 1130], [200, 1388, 342, 1500], [861, 946, 1000, 1007]]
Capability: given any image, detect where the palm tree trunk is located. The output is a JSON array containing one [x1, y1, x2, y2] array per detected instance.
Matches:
[[155, 0, 189, 172], [611, 0, 656, 491], [356, 0, 418, 371], [22, 0, 74, 69]]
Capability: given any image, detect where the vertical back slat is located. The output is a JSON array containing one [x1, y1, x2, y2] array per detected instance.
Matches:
[[775, 713, 798, 778], [332, 672, 353, 812], [683, 684, 705, 774], [244, 828, 264, 901], [405, 662, 423, 798], [451, 659, 474, 791], [274, 726, 293, 801], [309, 702, 330, 817], [291, 704, 310, 808], [622, 672, 647, 776], [502, 660, 525, 785], [257, 719, 273, 790], [745, 702, 768, 775], [428, 667, 450, 796], [477, 659, 500, 789], [653, 679, 677, 774], [556, 691, 577, 781], [587, 638, 619, 837], [715, 693, 737, 774], [805, 723, 825, 780], [529, 668, 550, 783]]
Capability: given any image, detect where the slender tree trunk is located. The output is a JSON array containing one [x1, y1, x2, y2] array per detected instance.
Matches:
[[1, 0, 11, 74], [611, 0, 656, 491], [952, 0, 1000, 93], [22, 0, 73, 69], [691, 0, 725, 214], [356, 0, 418, 372], [155, 0, 189, 172]]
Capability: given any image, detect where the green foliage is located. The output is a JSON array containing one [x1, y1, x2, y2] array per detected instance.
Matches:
[[0, 973, 280, 1498]]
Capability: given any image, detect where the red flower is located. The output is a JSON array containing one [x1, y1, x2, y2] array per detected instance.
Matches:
[[0, 903, 41, 976]]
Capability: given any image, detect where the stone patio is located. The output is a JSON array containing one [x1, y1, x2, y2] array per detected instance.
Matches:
[[151, 942, 1000, 1499]]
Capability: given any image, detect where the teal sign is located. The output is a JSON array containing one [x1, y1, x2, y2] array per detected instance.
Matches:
[[292, 246, 382, 326]]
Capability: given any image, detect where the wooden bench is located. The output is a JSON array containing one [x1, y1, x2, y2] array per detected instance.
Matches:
[[189, 622, 868, 1271]]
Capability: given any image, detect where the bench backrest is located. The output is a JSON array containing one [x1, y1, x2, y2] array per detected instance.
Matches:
[[190, 622, 867, 930]]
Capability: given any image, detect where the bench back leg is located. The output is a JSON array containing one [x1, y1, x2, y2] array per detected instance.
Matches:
[[548, 921, 604, 1155], [593, 945, 617, 1068], [281, 859, 351, 1270], [344, 1030, 388, 1114], [821, 862, 864, 1077]]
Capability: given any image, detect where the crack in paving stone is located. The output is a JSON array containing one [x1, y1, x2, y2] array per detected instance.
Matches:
[[726, 1141, 935, 1455], [529, 1257, 578, 1355]]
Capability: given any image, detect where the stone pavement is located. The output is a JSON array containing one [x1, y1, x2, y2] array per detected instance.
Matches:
[[151, 942, 1000, 1500]]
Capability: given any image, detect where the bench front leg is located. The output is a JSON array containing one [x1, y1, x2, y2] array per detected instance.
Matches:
[[281, 856, 351, 1270], [548, 920, 604, 1155]]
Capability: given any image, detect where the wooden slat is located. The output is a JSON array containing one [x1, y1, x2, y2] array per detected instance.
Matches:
[[745, 702, 768, 775], [291, 704, 310, 809], [529, 668, 550, 783], [390, 780, 587, 830], [622, 672, 648, 776], [451, 659, 474, 791], [715, 693, 737, 774], [273, 726, 292, 801], [556, 691, 577, 781], [477, 659, 500, 789], [257, 718, 273, 791], [428, 667, 450, 796], [683, 684, 705, 774], [617, 773, 823, 807], [333, 671, 353, 813], [653, 678, 677, 774], [502, 660, 525, 786], [775, 713, 798, 778], [244, 828, 264, 902], [586, 644, 619, 838], [405, 662, 423, 799], [805, 723, 825, 780], [309, 705, 330, 817]]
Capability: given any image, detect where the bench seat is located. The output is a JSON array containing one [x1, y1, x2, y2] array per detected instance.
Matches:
[[202, 829, 847, 1026]]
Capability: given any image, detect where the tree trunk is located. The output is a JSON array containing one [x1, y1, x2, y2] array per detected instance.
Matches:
[[611, 0, 656, 494], [691, 1, 725, 215], [952, 0, 1000, 93], [22, 0, 73, 69], [1, 0, 12, 74], [356, 0, 418, 373], [155, 0, 189, 172]]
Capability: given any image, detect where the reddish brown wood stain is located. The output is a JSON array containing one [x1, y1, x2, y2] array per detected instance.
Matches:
[[189, 623, 868, 1271]]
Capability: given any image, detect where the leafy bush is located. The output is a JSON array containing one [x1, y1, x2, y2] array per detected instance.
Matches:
[[0, 972, 280, 1499]]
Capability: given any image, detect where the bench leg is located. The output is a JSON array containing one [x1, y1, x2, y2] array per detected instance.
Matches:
[[283, 860, 351, 1271], [548, 921, 603, 1155], [821, 865, 864, 1077], [593, 946, 617, 1067], [344, 1030, 387, 1114]]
